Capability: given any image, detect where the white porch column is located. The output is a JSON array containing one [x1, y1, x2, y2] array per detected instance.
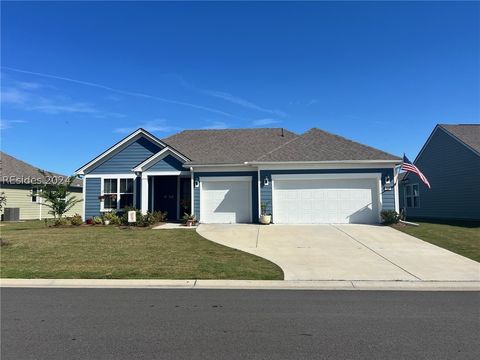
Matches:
[[141, 175, 149, 214]]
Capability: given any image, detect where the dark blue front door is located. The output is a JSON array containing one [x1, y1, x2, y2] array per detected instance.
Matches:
[[153, 176, 177, 220]]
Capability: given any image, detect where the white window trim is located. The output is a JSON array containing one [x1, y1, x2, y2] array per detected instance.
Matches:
[[31, 186, 40, 203], [100, 177, 136, 212], [404, 183, 420, 209]]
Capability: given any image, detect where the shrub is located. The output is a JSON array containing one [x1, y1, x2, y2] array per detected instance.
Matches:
[[102, 211, 120, 225], [119, 208, 166, 227], [86, 218, 93, 225], [70, 214, 83, 226], [381, 210, 400, 225], [152, 211, 168, 224], [182, 212, 196, 224], [92, 216, 103, 225], [54, 217, 69, 227]]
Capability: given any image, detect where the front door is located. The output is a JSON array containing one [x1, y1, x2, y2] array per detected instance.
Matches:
[[153, 176, 177, 220]]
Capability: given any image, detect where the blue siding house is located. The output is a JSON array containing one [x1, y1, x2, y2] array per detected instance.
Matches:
[[76, 127, 401, 224], [400, 124, 480, 221]]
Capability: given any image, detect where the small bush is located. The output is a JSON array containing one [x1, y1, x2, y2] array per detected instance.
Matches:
[[86, 218, 93, 225], [119, 207, 166, 227], [381, 210, 400, 225], [54, 217, 69, 227], [102, 211, 120, 225], [70, 214, 83, 226], [152, 211, 168, 223], [92, 216, 103, 225]]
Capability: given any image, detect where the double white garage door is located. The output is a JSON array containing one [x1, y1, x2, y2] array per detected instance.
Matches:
[[200, 174, 381, 224]]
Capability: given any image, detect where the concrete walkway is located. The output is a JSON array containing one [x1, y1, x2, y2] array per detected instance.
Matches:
[[197, 224, 480, 282]]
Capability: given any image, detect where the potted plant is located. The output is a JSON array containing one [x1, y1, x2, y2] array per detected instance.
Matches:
[[260, 202, 271, 225], [182, 213, 197, 227]]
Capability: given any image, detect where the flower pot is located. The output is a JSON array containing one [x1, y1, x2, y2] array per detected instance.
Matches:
[[104, 220, 110, 225], [186, 220, 195, 227], [260, 214, 271, 225]]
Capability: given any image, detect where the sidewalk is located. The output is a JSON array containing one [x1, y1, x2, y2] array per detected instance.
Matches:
[[1, 279, 479, 291]]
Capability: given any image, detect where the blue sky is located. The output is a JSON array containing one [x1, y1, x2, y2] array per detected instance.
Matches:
[[1, 1, 478, 175]]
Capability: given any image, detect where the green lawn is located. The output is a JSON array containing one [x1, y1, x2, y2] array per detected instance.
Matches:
[[0, 221, 283, 280], [393, 221, 480, 262]]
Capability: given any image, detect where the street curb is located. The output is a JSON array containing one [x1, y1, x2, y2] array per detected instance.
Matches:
[[1, 279, 479, 291]]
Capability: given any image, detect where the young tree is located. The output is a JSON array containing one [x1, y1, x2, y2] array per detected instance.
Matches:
[[34, 175, 82, 219], [0, 192, 6, 211]]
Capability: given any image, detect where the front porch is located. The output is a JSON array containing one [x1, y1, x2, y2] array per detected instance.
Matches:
[[141, 174, 191, 220]]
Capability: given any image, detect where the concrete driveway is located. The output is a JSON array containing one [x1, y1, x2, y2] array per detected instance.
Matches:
[[197, 224, 480, 281]]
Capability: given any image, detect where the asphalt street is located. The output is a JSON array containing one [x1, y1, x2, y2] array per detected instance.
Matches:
[[1, 288, 479, 360]]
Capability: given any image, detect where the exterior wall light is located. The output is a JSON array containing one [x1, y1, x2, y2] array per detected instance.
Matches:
[[194, 180, 200, 188], [264, 177, 269, 186]]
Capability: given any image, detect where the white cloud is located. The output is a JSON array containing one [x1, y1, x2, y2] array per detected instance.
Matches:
[[201, 121, 228, 130], [1, 88, 28, 104], [2, 66, 233, 117], [1, 82, 126, 118], [31, 103, 97, 114], [0, 119, 27, 130], [289, 99, 319, 106], [114, 119, 180, 134], [203, 90, 287, 117], [17, 81, 43, 90], [252, 118, 280, 126]]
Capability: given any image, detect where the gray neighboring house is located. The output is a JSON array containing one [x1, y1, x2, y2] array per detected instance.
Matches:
[[400, 124, 480, 221], [76, 127, 402, 224], [0, 151, 83, 220]]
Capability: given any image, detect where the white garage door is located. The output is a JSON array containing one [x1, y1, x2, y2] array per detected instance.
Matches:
[[200, 177, 252, 223], [272, 175, 380, 224]]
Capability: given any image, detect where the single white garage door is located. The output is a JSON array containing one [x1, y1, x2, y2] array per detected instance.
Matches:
[[200, 177, 252, 223], [272, 175, 380, 224]]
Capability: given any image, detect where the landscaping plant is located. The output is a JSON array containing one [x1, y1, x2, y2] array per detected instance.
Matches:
[[380, 210, 400, 224], [32, 174, 82, 220]]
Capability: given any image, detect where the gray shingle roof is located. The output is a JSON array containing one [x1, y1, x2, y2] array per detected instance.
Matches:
[[0, 151, 82, 187], [163, 128, 298, 164], [256, 128, 401, 162], [439, 124, 480, 155]]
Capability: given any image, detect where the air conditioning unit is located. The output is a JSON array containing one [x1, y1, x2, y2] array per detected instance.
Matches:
[[4, 208, 20, 221]]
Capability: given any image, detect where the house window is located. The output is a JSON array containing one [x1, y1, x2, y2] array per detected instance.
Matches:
[[119, 178, 134, 209], [102, 178, 134, 211], [31, 187, 39, 203], [405, 184, 420, 208]]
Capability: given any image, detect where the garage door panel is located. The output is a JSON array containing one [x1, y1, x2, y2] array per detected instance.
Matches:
[[201, 179, 251, 223], [273, 177, 379, 224]]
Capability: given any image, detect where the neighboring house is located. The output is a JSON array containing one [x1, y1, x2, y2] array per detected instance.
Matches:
[[0, 152, 83, 220], [76, 127, 401, 224], [399, 124, 480, 221]]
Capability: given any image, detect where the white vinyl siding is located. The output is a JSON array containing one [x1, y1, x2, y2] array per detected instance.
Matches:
[[1, 186, 83, 220]]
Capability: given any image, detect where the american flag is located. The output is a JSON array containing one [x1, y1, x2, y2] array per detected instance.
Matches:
[[401, 154, 431, 189]]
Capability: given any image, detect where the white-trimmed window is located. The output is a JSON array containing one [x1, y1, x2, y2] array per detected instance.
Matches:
[[31, 186, 39, 203], [102, 178, 134, 211], [405, 184, 420, 208]]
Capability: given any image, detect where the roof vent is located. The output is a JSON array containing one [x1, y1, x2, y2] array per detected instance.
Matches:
[[281, 128, 284, 137]]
